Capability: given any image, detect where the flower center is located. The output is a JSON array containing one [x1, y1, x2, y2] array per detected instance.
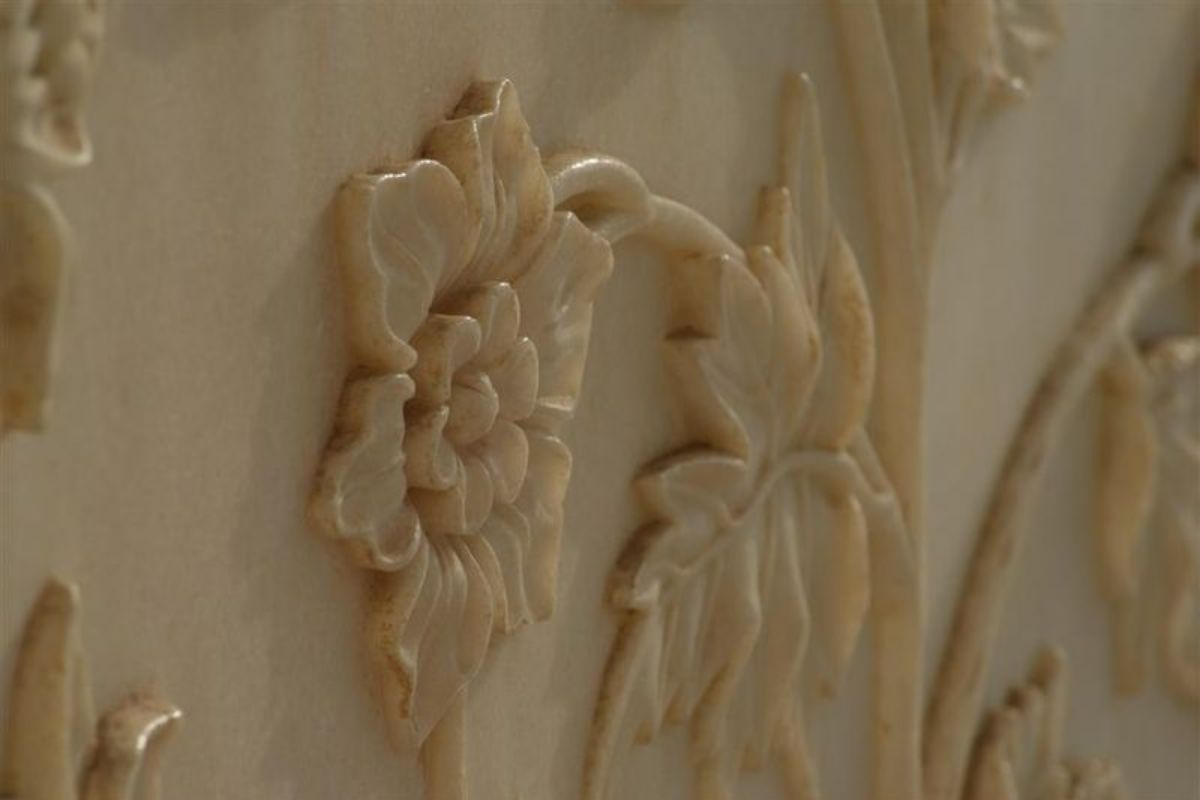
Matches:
[[401, 283, 538, 536]]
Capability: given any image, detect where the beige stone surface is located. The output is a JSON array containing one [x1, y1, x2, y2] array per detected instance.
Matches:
[[1, 2, 1197, 799]]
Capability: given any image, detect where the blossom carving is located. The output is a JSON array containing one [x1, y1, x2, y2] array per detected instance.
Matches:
[[310, 79, 636, 794]]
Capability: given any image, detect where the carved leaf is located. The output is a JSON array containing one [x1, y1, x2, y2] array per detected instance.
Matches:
[[1093, 335, 1200, 706], [591, 78, 877, 799], [966, 647, 1130, 800], [930, 0, 1061, 167], [0, 183, 66, 433]]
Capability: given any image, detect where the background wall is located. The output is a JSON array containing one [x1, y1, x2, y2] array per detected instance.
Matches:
[[2, 2, 1197, 798]]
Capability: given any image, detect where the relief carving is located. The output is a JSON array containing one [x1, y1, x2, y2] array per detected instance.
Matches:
[[1, 580, 181, 800], [966, 647, 1129, 800], [584, 75, 916, 800], [1094, 315, 1200, 700], [927, 98, 1200, 800], [0, 0, 103, 434], [310, 79, 651, 799], [305, 7, 1192, 799]]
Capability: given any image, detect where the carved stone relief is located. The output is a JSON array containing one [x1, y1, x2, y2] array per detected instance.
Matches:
[[965, 647, 1129, 800], [927, 92, 1200, 800], [1, 3, 1193, 799], [1092, 155, 1200, 706], [0, 0, 103, 435], [1, 580, 180, 800], [307, 6, 1198, 795], [584, 74, 913, 800], [310, 79, 652, 798]]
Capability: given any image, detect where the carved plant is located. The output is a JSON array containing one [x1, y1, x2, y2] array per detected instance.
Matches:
[[1, 580, 181, 800], [311, 79, 651, 798], [0, 0, 103, 434], [928, 101, 1200, 800], [930, 0, 1062, 169], [1095, 335, 1200, 705], [584, 75, 916, 800], [966, 647, 1129, 800]]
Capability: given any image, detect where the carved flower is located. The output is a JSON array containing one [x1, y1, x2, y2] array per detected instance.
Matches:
[[312, 81, 614, 750]]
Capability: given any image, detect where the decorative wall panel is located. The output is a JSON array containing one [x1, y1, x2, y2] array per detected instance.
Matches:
[[1, 3, 1196, 800]]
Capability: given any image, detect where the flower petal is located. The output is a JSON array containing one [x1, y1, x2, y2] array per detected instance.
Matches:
[[425, 80, 553, 288], [337, 161, 476, 372], [403, 406, 459, 491], [310, 374, 423, 571], [409, 314, 481, 409], [445, 369, 499, 446], [472, 505, 535, 632], [409, 453, 494, 538], [461, 455, 495, 534], [472, 419, 530, 506], [366, 536, 494, 751], [515, 431, 572, 619], [514, 213, 613, 427], [488, 337, 539, 422], [442, 282, 520, 366]]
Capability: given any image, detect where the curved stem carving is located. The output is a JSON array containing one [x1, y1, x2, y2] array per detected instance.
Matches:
[[926, 145, 1199, 800]]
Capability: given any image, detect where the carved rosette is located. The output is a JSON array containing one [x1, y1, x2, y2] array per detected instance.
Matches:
[[0, 0, 103, 434], [310, 80, 650, 794]]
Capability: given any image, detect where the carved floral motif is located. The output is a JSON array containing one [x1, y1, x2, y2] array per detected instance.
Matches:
[[0, 0, 103, 434], [584, 74, 916, 800], [311, 79, 651, 798], [1, 580, 181, 800]]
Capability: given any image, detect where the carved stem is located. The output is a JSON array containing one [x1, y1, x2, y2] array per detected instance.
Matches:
[[582, 612, 650, 800], [923, 254, 1170, 800], [637, 196, 742, 261], [421, 692, 468, 800], [850, 432, 922, 800], [827, 10, 930, 792], [829, 0, 930, 537]]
